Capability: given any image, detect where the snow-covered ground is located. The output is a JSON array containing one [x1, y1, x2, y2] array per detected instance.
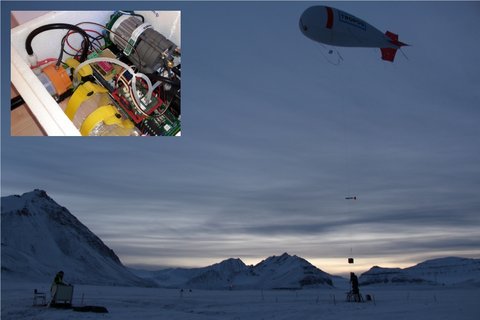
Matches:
[[2, 279, 478, 320]]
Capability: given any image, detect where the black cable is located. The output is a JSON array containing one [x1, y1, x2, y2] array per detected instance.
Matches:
[[11, 96, 25, 111], [145, 73, 180, 87], [60, 32, 103, 60], [172, 64, 181, 77], [57, 33, 69, 66], [91, 35, 104, 51], [62, 46, 80, 59], [25, 23, 91, 62], [77, 21, 145, 70], [58, 33, 85, 66]]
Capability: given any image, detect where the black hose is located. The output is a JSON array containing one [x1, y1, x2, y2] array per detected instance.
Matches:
[[25, 23, 91, 62]]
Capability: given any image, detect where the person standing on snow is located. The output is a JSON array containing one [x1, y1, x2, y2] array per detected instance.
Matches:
[[52, 271, 66, 286], [350, 272, 361, 302]]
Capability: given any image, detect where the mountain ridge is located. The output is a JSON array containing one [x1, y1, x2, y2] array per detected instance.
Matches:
[[133, 252, 334, 290], [1, 189, 151, 287], [360, 256, 480, 286]]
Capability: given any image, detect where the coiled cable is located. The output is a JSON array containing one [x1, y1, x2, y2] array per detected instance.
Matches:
[[25, 23, 91, 63]]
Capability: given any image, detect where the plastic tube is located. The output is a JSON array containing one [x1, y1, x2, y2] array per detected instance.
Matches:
[[151, 81, 162, 92], [30, 58, 58, 69], [73, 57, 153, 108]]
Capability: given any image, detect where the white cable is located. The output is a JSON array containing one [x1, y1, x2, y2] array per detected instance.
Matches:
[[73, 57, 153, 108], [132, 72, 153, 106]]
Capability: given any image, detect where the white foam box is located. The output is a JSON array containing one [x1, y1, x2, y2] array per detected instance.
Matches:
[[11, 11, 181, 136]]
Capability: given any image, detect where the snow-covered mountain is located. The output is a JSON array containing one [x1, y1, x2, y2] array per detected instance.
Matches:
[[185, 258, 251, 289], [134, 253, 333, 290], [251, 253, 333, 289], [1, 189, 151, 287], [360, 257, 480, 286]]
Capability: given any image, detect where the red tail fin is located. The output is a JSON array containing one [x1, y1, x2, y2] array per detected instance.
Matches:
[[381, 47, 398, 62], [380, 31, 407, 62], [385, 31, 408, 47]]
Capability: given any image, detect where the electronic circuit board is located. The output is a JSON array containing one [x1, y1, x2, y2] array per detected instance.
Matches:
[[87, 46, 181, 136]]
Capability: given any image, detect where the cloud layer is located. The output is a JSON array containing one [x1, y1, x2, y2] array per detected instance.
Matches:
[[2, 2, 480, 273]]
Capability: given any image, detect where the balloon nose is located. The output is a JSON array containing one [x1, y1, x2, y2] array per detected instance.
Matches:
[[299, 18, 308, 33]]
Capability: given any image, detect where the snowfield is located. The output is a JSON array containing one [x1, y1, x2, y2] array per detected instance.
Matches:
[[2, 279, 478, 320], [2, 191, 479, 319]]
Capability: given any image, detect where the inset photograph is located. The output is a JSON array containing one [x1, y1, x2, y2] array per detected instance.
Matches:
[[11, 11, 181, 136]]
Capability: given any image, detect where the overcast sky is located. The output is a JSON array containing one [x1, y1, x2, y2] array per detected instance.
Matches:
[[2, 1, 480, 275]]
